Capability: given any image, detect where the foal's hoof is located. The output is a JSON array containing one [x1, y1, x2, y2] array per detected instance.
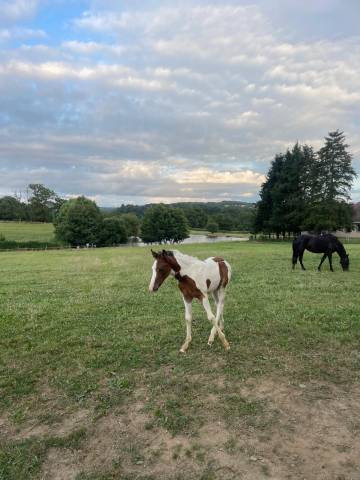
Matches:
[[207, 341, 213, 347]]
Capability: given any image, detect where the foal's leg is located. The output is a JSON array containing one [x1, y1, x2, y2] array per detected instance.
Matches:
[[318, 254, 327, 271], [180, 297, 192, 353], [212, 290, 224, 331], [215, 288, 225, 331], [202, 295, 230, 351]]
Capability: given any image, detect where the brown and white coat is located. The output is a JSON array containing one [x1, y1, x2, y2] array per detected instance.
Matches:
[[149, 250, 231, 352]]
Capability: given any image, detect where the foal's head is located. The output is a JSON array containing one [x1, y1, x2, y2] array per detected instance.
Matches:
[[149, 250, 179, 292]]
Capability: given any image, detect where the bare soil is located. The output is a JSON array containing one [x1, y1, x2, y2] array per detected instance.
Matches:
[[2, 376, 360, 480]]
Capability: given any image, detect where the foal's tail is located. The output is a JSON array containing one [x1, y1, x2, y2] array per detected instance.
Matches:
[[225, 261, 232, 285]]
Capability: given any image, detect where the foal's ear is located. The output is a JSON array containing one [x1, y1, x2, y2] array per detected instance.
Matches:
[[151, 249, 159, 258]]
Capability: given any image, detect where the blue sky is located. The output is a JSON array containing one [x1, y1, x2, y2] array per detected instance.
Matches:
[[0, 0, 359, 205]]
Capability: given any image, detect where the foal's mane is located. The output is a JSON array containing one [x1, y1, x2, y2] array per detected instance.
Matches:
[[170, 250, 203, 265]]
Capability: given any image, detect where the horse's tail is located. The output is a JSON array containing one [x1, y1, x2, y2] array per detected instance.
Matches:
[[292, 237, 299, 268]]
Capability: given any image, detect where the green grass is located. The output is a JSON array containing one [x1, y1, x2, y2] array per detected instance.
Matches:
[[0, 242, 359, 479], [0, 222, 55, 242]]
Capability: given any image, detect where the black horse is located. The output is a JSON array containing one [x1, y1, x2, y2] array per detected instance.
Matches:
[[292, 233, 349, 271]]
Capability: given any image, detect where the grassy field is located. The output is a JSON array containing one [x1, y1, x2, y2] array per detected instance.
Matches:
[[0, 222, 55, 242], [1, 242, 360, 480]]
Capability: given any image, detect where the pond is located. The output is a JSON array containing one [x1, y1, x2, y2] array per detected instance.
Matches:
[[131, 234, 248, 247]]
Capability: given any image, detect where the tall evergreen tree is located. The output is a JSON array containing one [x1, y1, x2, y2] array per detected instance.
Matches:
[[254, 154, 285, 236], [318, 130, 356, 202], [255, 132, 356, 235], [303, 131, 356, 232]]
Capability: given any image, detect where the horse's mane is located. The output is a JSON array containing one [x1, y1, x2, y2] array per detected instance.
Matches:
[[334, 239, 347, 256]]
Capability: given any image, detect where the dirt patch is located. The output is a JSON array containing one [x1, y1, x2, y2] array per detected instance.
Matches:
[[3, 376, 360, 479], [235, 378, 360, 480]]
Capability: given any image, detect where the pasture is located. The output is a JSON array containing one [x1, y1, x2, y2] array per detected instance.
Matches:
[[0, 242, 359, 480], [0, 222, 55, 243]]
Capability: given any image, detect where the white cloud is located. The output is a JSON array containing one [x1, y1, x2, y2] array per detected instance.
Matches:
[[171, 167, 265, 186], [0, 0, 39, 24], [0, 2, 359, 204]]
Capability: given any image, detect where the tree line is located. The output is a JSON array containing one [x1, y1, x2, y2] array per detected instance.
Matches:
[[0, 186, 256, 246], [0, 129, 357, 245], [116, 201, 256, 232], [254, 130, 357, 237], [0, 184, 64, 222]]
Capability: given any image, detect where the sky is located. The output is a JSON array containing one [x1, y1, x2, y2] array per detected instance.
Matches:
[[0, 0, 359, 206]]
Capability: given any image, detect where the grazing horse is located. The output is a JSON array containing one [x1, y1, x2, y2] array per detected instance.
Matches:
[[149, 249, 231, 353], [292, 234, 349, 272]]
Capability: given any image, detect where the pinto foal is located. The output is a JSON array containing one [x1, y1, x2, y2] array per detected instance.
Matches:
[[149, 249, 231, 353]]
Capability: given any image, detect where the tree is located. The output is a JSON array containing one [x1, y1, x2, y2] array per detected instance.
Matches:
[[183, 207, 208, 228], [54, 196, 103, 245], [28, 184, 62, 222], [206, 220, 219, 233], [254, 154, 285, 236], [99, 217, 128, 246], [0, 196, 28, 220], [254, 133, 356, 235], [118, 213, 140, 237], [303, 131, 357, 232], [141, 204, 189, 244], [318, 130, 356, 202], [213, 213, 234, 231], [270, 144, 309, 235]]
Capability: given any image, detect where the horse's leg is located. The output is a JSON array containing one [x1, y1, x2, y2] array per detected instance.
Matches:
[[292, 245, 298, 269], [179, 297, 192, 353], [299, 249, 306, 270], [202, 295, 230, 351], [318, 254, 327, 271], [328, 252, 334, 272]]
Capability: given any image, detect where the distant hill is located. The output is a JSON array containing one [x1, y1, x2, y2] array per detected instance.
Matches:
[[108, 200, 255, 216], [100, 207, 117, 213], [110, 200, 256, 231]]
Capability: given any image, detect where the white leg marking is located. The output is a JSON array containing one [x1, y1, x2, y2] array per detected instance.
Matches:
[[180, 298, 192, 353], [203, 295, 230, 351], [216, 288, 225, 331]]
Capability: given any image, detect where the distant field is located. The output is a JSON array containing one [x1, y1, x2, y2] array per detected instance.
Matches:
[[0, 242, 359, 479], [0, 221, 55, 242]]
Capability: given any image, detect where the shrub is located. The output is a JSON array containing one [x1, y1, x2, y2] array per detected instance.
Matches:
[[99, 217, 128, 246], [141, 204, 189, 244], [54, 197, 102, 246]]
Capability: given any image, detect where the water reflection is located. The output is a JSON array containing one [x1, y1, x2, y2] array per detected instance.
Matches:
[[131, 234, 248, 246]]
